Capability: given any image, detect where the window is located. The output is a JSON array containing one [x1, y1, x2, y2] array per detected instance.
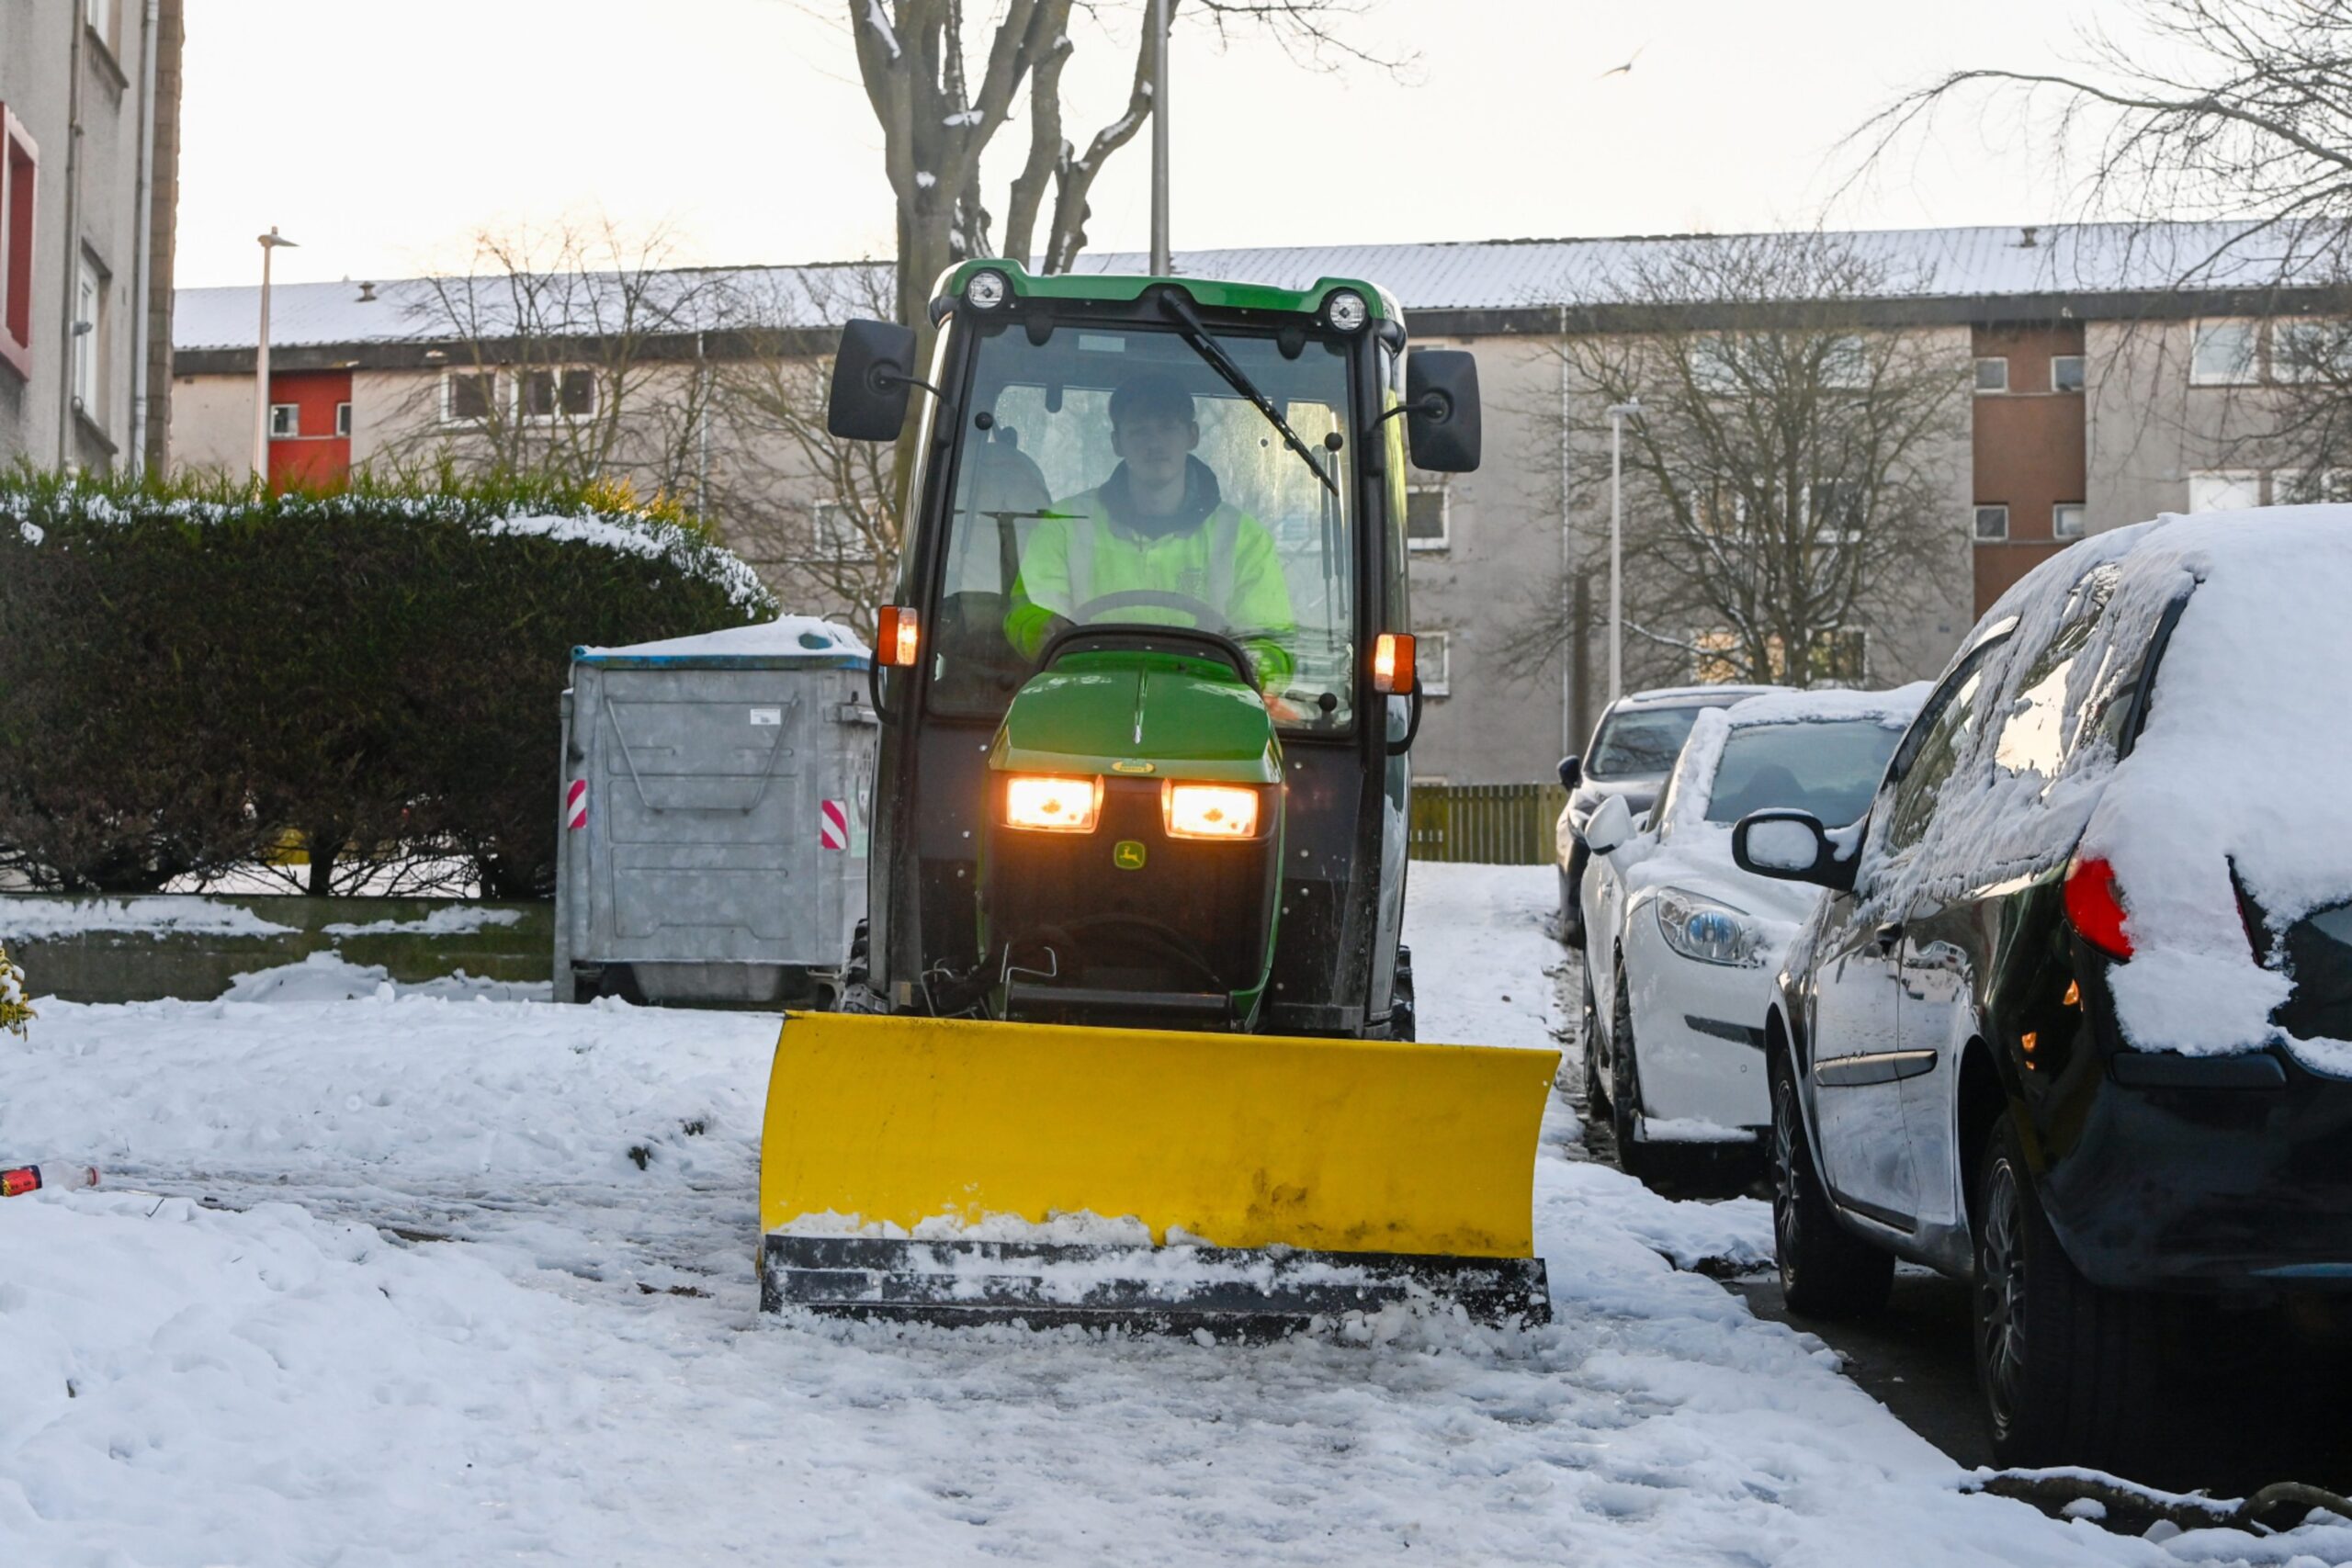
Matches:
[[442, 370, 499, 423], [85, 0, 116, 50], [2052, 502, 2086, 539], [1994, 565, 2118, 784], [2188, 470, 2258, 513], [1973, 504, 2009, 542], [1808, 627, 1867, 684], [334, 401, 352, 438], [2190, 321, 2258, 386], [2273, 319, 2352, 383], [1823, 334, 1870, 390], [520, 367, 595, 421], [1693, 628, 1864, 685], [1690, 337, 1742, 395], [1418, 630, 1451, 695], [0, 107, 35, 381], [810, 500, 863, 560], [1405, 482, 1449, 551], [2052, 355, 2086, 393], [2274, 468, 2352, 506], [1806, 479, 1864, 543], [1882, 637, 2008, 856], [267, 403, 300, 439], [72, 254, 104, 421], [1973, 357, 2009, 393], [1706, 717, 1907, 828]]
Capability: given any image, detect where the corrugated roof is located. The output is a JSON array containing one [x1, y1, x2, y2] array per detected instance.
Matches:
[[175, 222, 2316, 353]]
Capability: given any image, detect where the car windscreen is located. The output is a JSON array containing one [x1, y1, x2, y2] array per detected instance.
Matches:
[[1705, 717, 1906, 826], [1588, 705, 1709, 778]]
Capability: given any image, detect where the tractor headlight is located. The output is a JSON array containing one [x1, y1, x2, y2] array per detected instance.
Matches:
[[1654, 887, 1765, 967], [1003, 774, 1102, 832], [966, 268, 1012, 310], [1163, 783, 1260, 840], [1324, 289, 1369, 333]]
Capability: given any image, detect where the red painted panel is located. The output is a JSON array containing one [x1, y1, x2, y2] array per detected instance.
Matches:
[[266, 368, 353, 492]]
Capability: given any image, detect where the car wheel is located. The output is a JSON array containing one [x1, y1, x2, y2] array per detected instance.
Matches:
[[1609, 976, 1664, 1185], [1973, 1112, 2160, 1471], [1578, 961, 1608, 1113], [1769, 1045, 1894, 1317], [1388, 945, 1417, 1043]]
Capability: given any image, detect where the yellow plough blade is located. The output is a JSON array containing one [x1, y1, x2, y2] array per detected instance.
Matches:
[[758, 1010, 1559, 1258]]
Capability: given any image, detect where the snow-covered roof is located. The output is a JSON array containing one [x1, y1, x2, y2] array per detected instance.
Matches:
[[574, 615, 869, 668], [175, 221, 2319, 354]]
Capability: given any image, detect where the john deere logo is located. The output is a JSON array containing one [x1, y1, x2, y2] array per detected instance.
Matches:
[[1111, 759, 1155, 774], [1114, 840, 1148, 871]]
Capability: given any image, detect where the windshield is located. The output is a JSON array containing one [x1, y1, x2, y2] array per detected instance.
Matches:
[[1589, 705, 1712, 778], [1706, 717, 1905, 827], [927, 318, 1357, 733]]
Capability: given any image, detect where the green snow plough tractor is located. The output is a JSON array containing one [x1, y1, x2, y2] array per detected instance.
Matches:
[[757, 261, 1559, 1334]]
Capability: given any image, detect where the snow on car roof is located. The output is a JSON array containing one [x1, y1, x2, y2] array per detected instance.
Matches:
[[1719, 684, 1931, 729]]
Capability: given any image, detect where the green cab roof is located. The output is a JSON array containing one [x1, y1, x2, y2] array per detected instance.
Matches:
[[943, 259, 1398, 322]]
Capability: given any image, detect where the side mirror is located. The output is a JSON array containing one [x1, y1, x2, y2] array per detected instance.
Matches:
[[1405, 349, 1481, 473], [828, 319, 920, 441], [1583, 794, 1634, 857], [1557, 754, 1581, 790], [1731, 809, 1855, 892]]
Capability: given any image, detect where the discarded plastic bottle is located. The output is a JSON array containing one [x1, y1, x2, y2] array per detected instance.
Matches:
[[0, 1163, 99, 1197]]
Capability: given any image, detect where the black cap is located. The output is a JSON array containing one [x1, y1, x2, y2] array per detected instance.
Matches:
[[1109, 372, 1194, 428]]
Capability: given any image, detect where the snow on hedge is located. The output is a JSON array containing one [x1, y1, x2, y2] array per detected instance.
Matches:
[[0, 897, 297, 942]]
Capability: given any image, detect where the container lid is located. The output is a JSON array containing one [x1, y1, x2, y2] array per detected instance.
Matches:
[[573, 615, 871, 671]]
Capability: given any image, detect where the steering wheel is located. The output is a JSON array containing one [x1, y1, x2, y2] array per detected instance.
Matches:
[[1071, 589, 1226, 627]]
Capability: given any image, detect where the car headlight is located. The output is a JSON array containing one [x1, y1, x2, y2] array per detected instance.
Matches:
[[1163, 783, 1260, 840], [1003, 774, 1102, 832], [1655, 887, 1764, 967]]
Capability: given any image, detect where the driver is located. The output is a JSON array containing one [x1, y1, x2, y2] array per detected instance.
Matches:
[[1004, 372, 1296, 686]]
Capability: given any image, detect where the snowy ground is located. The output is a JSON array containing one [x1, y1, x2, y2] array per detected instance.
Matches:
[[4, 865, 2345, 1565]]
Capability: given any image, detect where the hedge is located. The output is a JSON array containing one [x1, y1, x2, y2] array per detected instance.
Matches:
[[0, 469, 776, 897]]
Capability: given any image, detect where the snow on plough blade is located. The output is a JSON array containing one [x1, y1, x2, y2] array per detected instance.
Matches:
[[757, 1010, 1559, 1332]]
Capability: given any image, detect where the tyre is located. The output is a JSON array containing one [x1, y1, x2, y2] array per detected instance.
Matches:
[[1578, 962, 1608, 1114], [1769, 1044, 1894, 1317], [1609, 974, 1665, 1185], [1973, 1112, 2161, 1470], [1388, 945, 1417, 1043]]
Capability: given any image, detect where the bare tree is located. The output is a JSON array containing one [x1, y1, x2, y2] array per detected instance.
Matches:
[[706, 265, 907, 637], [849, 0, 1408, 334], [1509, 234, 1969, 690], [375, 216, 724, 500]]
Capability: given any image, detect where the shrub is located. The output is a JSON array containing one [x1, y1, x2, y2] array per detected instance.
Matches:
[[0, 942, 28, 1039], [0, 468, 775, 897]]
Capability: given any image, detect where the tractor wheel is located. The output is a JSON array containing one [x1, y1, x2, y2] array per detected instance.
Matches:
[[1609, 976, 1664, 1186], [1770, 1045, 1894, 1318], [1388, 946, 1417, 1043]]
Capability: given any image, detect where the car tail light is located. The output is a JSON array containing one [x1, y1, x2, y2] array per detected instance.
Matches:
[[2064, 855, 2132, 961]]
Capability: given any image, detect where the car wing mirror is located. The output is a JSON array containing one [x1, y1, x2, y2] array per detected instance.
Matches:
[[1557, 754, 1581, 789], [1731, 809, 1855, 892], [1583, 793, 1634, 857], [1404, 349, 1481, 473]]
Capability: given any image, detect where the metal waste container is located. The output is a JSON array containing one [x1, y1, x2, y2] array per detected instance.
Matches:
[[555, 616, 876, 1006]]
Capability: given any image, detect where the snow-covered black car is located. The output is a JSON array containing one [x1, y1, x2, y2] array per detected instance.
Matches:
[[1555, 684, 1781, 946], [1731, 509, 2352, 1472]]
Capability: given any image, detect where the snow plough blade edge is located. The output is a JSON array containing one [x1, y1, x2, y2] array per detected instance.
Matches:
[[761, 1235, 1551, 1333]]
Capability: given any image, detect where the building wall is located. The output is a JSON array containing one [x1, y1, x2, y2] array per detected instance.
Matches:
[[1970, 323, 2086, 613], [0, 0, 164, 471]]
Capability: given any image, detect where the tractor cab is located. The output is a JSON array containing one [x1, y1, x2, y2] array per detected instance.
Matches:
[[830, 261, 1480, 1039]]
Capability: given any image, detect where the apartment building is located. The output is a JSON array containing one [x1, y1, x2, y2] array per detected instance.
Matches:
[[169, 222, 2337, 783], [0, 0, 183, 473]]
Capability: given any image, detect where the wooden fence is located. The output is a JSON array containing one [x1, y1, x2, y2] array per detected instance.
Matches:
[[1408, 782, 1569, 865]]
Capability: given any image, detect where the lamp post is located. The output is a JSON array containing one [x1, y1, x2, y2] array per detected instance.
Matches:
[[1604, 400, 1642, 703], [252, 226, 298, 484], [1148, 0, 1170, 275]]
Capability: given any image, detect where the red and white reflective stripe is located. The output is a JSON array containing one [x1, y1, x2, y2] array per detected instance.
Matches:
[[566, 779, 589, 830], [820, 797, 849, 851]]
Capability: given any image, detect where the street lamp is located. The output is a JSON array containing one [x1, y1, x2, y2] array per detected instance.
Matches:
[[252, 227, 299, 483], [1605, 400, 1642, 703], [1149, 0, 1171, 275]]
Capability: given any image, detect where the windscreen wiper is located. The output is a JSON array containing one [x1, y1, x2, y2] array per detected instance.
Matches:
[[1158, 291, 1340, 498]]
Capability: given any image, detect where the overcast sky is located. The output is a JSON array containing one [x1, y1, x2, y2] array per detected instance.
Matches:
[[175, 0, 2132, 289]]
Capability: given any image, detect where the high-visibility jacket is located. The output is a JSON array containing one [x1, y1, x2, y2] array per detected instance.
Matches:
[[1004, 482, 1297, 681]]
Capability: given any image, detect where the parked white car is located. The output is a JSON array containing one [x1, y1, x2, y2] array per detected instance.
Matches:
[[1577, 684, 1928, 1179]]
